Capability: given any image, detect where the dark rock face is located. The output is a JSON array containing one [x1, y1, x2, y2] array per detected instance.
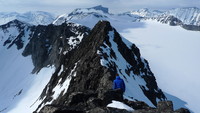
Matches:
[[38, 105, 59, 113], [38, 105, 85, 113], [39, 106, 131, 113], [22, 23, 90, 73], [133, 101, 190, 113], [124, 100, 150, 110], [0, 19, 90, 74], [182, 24, 200, 31], [174, 108, 190, 113], [35, 21, 116, 112], [102, 89, 124, 105]]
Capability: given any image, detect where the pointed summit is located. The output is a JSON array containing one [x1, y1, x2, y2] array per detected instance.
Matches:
[[35, 21, 166, 112], [68, 5, 109, 16], [87, 5, 109, 13]]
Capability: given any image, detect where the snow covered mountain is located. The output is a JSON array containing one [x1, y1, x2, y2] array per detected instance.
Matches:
[[53, 6, 200, 32], [126, 8, 163, 18], [53, 5, 140, 29], [0, 11, 55, 25], [126, 7, 200, 26], [0, 19, 33, 50], [155, 7, 200, 31], [128, 7, 200, 31], [163, 7, 200, 26], [53, 5, 109, 25]]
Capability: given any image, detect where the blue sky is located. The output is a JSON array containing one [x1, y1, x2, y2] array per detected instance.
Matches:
[[0, 0, 200, 14]]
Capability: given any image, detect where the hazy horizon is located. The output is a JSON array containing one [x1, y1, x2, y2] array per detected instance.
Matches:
[[0, 0, 200, 15]]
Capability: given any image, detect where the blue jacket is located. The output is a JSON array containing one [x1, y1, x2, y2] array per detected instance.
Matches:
[[113, 76, 125, 92]]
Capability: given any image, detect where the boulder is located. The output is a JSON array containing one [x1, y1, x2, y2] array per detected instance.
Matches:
[[157, 101, 173, 112], [102, 89, 124, 105], [174, 108, 190, 113]]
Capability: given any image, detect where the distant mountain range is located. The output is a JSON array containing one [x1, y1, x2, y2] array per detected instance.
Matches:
[[53, 5, 200, 30], [0, 11, 55, 25], [1, 5, 200, 28]]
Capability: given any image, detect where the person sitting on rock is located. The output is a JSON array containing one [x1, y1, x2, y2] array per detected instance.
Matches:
[[113, 74, 125, 93]]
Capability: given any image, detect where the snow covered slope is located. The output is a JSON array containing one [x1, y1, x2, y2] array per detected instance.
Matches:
[[0, 20, 33, 50], [127, 8, 163, 18], [0, 20, 55, 113], [121, 20, 200, 113], [0, 11, 55, 25], [97, 25, 166, 106]]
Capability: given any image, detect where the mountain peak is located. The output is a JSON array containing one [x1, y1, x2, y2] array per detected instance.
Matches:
[[70, 5, 109, 15], [164, 7, 200, 26], [87, 5, 109, 13], [53, 6, 110, 27], [129, 8, 163, 17]]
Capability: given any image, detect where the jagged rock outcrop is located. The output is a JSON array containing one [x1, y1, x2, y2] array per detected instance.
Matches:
[[157, 15, 183, 26], [39, 100, 190, 113], [22, 22, 90, 73], [132, 101, 190, 113]]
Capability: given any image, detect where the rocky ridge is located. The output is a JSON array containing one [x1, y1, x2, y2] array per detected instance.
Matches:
[[28, 21, 173, 113], [39, 100, 190, 113]]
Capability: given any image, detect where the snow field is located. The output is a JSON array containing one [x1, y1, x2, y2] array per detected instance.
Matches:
[[121, 20, 200, 113]]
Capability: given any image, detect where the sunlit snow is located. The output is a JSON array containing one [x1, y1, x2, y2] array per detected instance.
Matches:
[[121, 20, 200, 113], [107, 100, 134, 112]]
